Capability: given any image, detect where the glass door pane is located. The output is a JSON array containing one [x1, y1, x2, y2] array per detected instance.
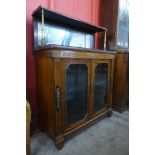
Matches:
[[66, 64, 88, 124], [94, 63, 108, 112]]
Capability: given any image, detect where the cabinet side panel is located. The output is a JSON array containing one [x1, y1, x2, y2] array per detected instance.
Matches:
[[36, 56, 54, 135]]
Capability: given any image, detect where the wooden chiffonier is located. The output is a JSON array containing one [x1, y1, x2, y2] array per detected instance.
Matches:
[[32, 6, 116, 149]]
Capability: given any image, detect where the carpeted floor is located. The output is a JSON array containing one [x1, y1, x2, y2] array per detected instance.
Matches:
[[31, 111, 129, 155]]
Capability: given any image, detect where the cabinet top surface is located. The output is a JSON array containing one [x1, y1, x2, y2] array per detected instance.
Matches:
[[32, 5, 107, 33], [34, 45, 116, 59], [34, 45, 116, 54]]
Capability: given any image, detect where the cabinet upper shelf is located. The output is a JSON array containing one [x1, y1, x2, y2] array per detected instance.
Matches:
[[32, 5, 107, 33]]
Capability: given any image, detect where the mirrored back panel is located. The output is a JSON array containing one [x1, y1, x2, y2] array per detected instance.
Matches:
[[34, 20, 94, 49]]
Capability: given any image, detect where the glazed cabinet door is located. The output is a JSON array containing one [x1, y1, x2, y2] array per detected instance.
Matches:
[[61, 59, 91, 132], [91, 60, 112, 115]]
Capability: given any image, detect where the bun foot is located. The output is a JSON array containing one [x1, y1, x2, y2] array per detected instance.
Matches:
[[107, 110, 113, 117], [55, 141, 64, 150], [55, 134, 64, 150]]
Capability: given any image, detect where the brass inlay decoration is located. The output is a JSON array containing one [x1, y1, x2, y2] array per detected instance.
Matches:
[[50, 50, 115, 59]]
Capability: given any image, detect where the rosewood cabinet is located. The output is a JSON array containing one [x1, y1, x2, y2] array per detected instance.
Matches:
[[32, 6, 116, 149], [35, 47, 115, 149]]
